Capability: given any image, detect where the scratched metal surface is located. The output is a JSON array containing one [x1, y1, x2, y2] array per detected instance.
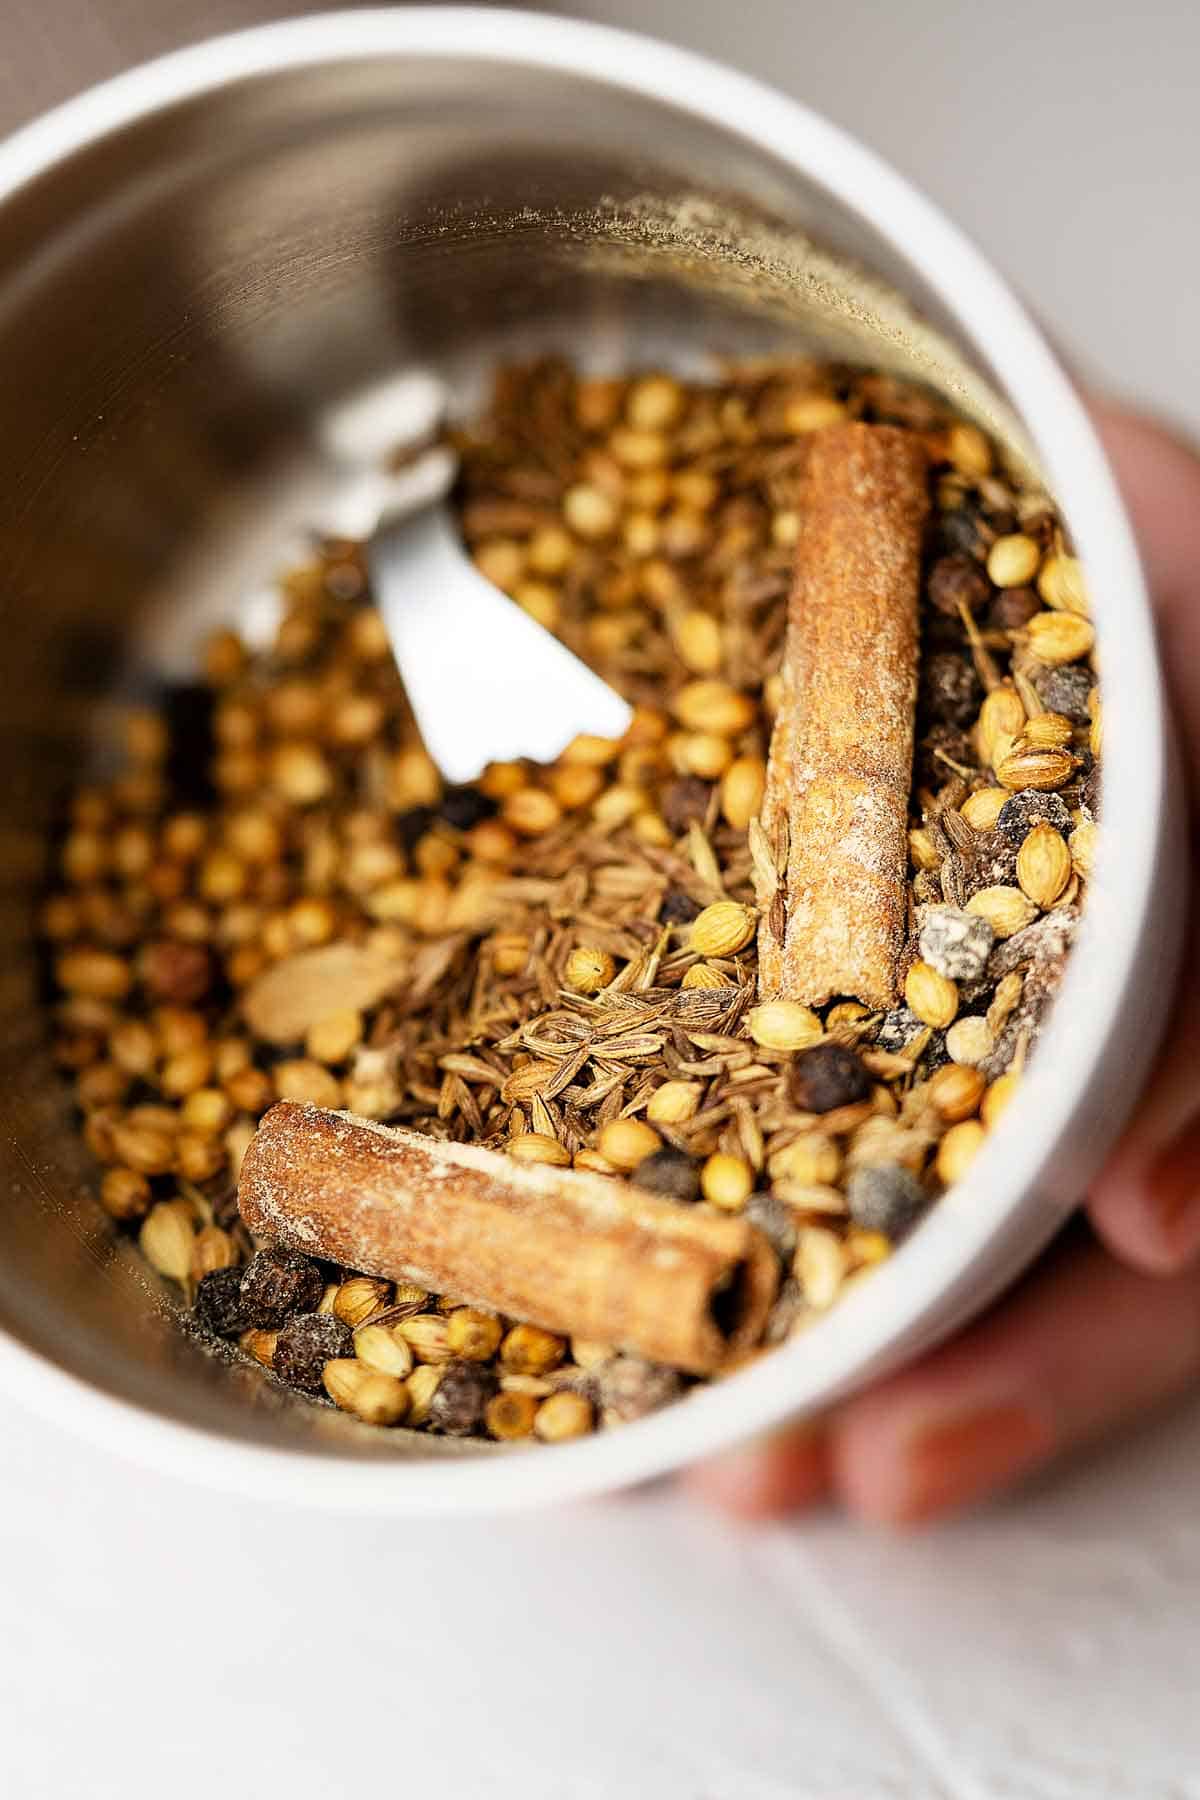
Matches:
[[3, 0, 1197, 428]]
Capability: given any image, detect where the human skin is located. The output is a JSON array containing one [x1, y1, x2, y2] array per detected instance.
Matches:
[[689, 400, 1200, 1526]]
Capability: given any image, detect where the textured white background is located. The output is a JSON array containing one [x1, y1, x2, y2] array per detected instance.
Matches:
[[3, 4, 1200, 1795]]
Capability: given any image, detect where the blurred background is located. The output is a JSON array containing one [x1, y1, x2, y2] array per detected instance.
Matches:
[[3, 0, 1198, 427], [4, 5, 1200, 1796]]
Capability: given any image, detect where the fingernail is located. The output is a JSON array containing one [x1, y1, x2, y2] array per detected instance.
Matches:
[[893, 1401, 1053, 1524], [1148, 1114, 1200, 1264]]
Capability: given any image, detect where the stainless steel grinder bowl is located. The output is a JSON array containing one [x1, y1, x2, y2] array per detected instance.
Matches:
[[0, 9, 1179, 1512]]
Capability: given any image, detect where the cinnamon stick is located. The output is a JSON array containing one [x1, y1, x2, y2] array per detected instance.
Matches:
[[238, 1103, 779, 1375], [756, 422, 929, 1009]]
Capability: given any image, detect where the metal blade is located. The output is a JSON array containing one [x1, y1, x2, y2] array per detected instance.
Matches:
[[371, 503, 633, 785]]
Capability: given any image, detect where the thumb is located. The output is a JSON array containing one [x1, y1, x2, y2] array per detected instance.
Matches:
[[1085, 399, 1200, 1268], [1088, 398, 1200, 766]]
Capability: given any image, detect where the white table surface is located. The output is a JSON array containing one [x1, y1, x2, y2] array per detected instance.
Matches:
[[4, 3, 1200, 1793], [7, 1388, 1200, 1799]]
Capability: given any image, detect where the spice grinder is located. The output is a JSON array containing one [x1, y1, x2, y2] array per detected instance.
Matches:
[[0, 7, 1181, 1511]]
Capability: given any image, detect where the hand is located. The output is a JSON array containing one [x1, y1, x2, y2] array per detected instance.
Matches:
[[690, 399, 1200, 1526]]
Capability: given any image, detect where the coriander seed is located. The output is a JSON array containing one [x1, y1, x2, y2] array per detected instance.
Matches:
[[1016, 823, 1072, 908], [564, 946, 616, 993], [272, 1059, 342, 1109], [689, 902, 756, 957], [353, 1323, 415, 1378], [945, 1016, 995, 1067], [190, 1225, 237, 1281], [769, 1133, 840, 1186], [534, 1391, 595, 1442], [926, 1063, 986, 1122], [960, 787, 1009, 831], [936, 1120, 987, 1185], [501, 1323, 566, 1375], [596, 1117, 661, 1172], [563, 483, 618, 539], [506, 1133, 572, 1168], [486, 1390, 539, 1440], [397, 1314, 452, 1363], [701, 1152, 754, 1211], [1037, 554, 1088, 615], [99, 1166, 152, 1221], [332, 1276, 392, 1327], [138, 1200, 196, 1285], [1070, 820, 1097, 880], [110, 1118, 175, 1176], [746, 1001, 823, 1052], [323, 1359, 409, 1425], [720, 754, 767, 830], [965, 885, 1038, 939], [503, 786, 562, 836], [903, 961, 959, 1030], [681, 963, 731, 990], [1025, 611, 1095, 665], [673, 680, 756, 738], [981, 1073, 1020, 1127], [446, 1308, 504, 1362], [405, 1363, 443, 1424], [795, 1226, 847, 1308], [646, 1081, 703, 1127], [674, 610, 723, 676], [986, 533, 1041, 588], [240, 1328, 279, 1369]]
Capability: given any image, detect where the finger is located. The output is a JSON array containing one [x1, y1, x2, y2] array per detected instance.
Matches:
[[1088, 398, 1200, 760], [1088, 974, 1200, 1273], [831, 1232, 1200, 1525], [1081, 402, 1200, 1267], [685, 1419, 830, 1520]]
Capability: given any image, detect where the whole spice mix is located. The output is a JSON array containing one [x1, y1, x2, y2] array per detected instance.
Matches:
[[42, 358, 1100, 1443]]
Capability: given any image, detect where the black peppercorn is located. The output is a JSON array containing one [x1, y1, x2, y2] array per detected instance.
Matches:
[[240, 1246, 325, 1329], [915, 724, 973, 792], [632, 1147, 702, 1203], [428, 1361, 498, 1435], [274, 1313, 354, 1393], [995, 790, 1071, 848], [979, 505, 1017, 536], [874, 1006, 923, 1054], [661, 777, 712, 836], [987, 587, 1041, 633], [598, 1356, 685, 1424], [659, 888, 702, 926], [744, 1194, 798, 1264], [920, 652, 981, 728], [846, 1164, 928, 1238], [936, 504, 990, 561], [789, 1043, 871, 1113], [438, 785, 498, 832], [194, 1266, 249, 1338], [927, 553, 991, 618], [1034, 664, 1094, 724], [964, 828, 1020, 892], [395, 805, 437, 853]]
